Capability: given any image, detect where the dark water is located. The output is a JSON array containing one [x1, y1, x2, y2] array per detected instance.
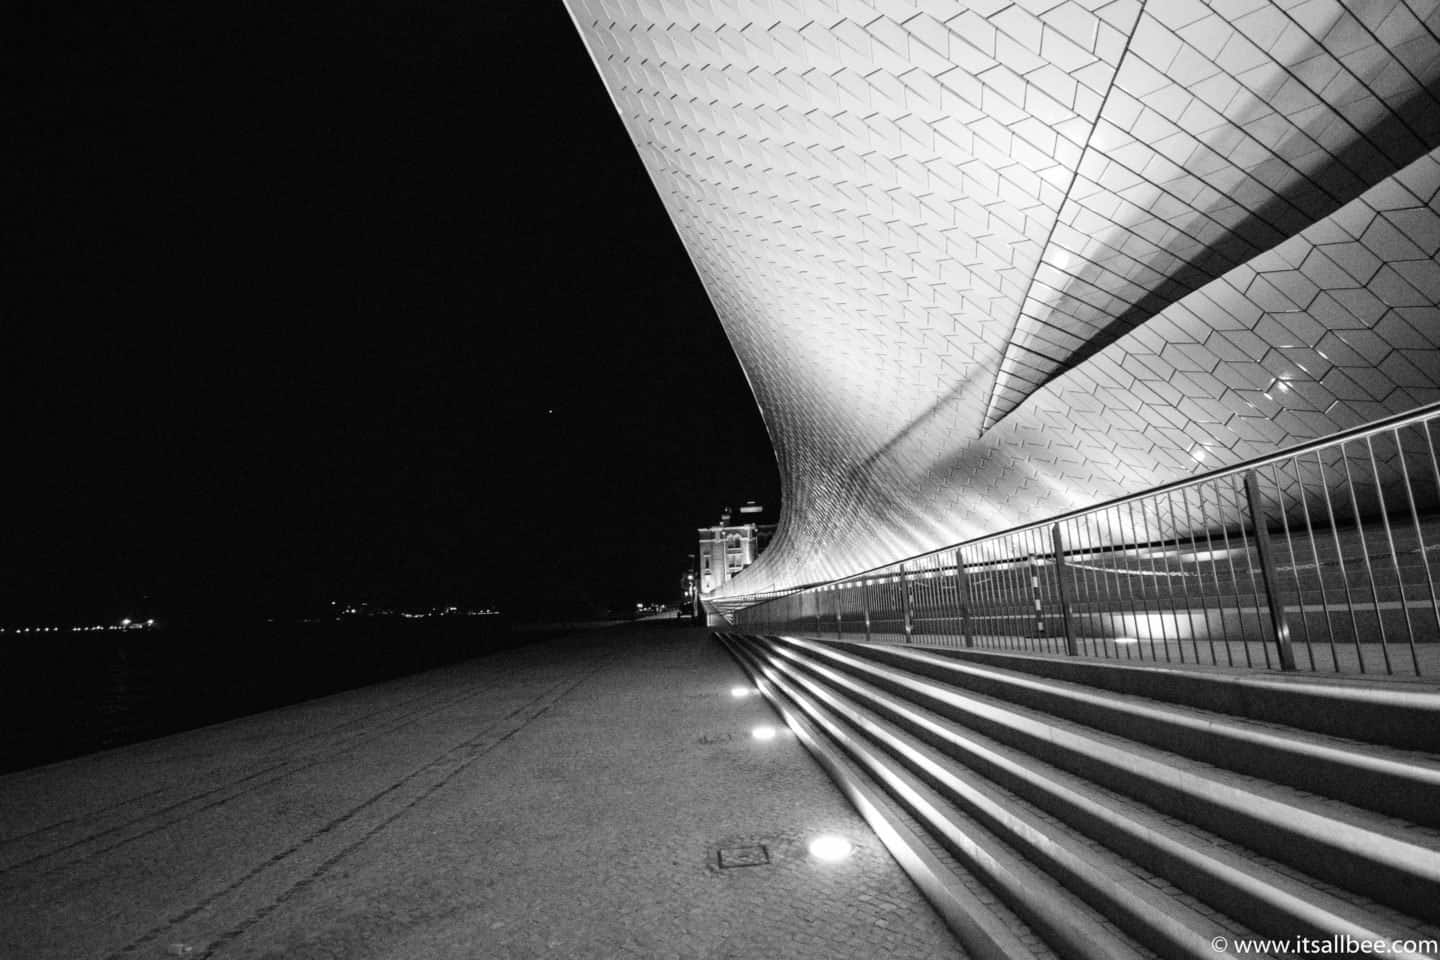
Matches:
[[0, 616, 517, 774]]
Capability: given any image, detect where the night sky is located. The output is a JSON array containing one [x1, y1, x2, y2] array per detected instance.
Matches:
[[14, 3, 779, 623]]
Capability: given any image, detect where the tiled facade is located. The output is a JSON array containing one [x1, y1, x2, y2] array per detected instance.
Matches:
[[563, 0, 1440, 598]]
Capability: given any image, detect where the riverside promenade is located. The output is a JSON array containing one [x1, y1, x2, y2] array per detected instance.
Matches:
[[0, 623, 963, 960]]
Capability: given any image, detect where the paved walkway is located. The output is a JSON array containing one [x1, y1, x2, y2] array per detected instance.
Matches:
[[0, 624, 963, 960]]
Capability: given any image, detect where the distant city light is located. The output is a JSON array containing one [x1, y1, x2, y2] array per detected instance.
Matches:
[[808, 835, 853, 861]]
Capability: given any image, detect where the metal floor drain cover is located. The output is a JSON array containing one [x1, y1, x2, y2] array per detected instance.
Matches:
[[717, 844, 770, 869], [698, 732, 735, 744]]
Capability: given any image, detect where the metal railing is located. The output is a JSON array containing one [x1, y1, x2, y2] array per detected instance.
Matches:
[[726, 403, 1440, 676]]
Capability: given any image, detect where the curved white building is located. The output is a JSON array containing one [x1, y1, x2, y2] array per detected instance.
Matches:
[[564, 0, 1440, 600]]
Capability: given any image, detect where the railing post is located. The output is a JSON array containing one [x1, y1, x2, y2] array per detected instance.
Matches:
[[955, 548, 973, 647], [835, 585, 843, 639], [902, 564, 914, 643], [1029, 555, 1044, 638], [1051, 523, 1079, 656], [863, 578, 872, 642], [1244, 470, 1297, 671]]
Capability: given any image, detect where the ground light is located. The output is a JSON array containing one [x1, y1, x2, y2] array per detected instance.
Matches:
[[808, 835, 853, 861], [751, 725, 777, 740], [730, 686, 753, 698]]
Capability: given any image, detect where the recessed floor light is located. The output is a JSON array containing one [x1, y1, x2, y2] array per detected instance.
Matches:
[[751, 725, 777, 740], [730, 686, 753, 697], [808, 835, 853, 861]]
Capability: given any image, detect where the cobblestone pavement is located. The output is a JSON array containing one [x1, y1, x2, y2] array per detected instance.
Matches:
[[0, 623, 965, 959]]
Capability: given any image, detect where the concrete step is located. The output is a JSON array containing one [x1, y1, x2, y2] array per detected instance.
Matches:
[[717, 636, 1058, 960], [812, 639, 1440, 828], [727, 636, 1271, 960], [883, 643, 1440, 751], [759, 635, 1440, 926], [721, 635, 1140, 960], [720, 632, 1440, 959]]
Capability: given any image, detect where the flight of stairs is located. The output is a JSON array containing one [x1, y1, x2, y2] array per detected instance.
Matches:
[[717, 632, 1440, 960]]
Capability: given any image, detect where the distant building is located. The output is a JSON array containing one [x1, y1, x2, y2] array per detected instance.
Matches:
[[697, 501, 777, 596]]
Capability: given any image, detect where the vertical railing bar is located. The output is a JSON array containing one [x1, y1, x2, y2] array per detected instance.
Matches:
[[1003, 537, 1020, 649], [862, 575, 872, 643], [885, 569, 896, 642], [1231, 473, 1272, 669], [925, 560, 937, 645], [1036, 526, 1059, 653], [881, 567, 892, 641], [910, 562, 922, 643], [1145, 499, 1174, 663], [1082, 515, 1100, 656], [1318, 449, 1364, 673], [1270, 460, 1313, 670], [1077, 517, 1096, 657], [1148, 502, 1174, 664], [914, 558, 926, 644], [927, 553, 940, 643], [941, 552, 953, 644], [1105, 506, 1136, 659], [1005, 537, 1020, 649], [1008, 536, 1026, 647], [1368, 434, 1412, 676], [1078, 515, 1101, 658], [1212, 481, 1249, 667], [1116, 512, 1136, 660], [1062, 520, 1080, 655], [1128, 499, 1159, 662], [970, 545, 986, 649], [946, 550, 959, 646], [956, 546, 973, 648], [1083, 518, 1097, 658], [979, 541, 997, 649], [1180, 485, 1216, 666], [1052, 522, 1079, 656], [1292, 454, 1339, 672], [933, 556, 946, 646], [847, 581, 855, 640], [1406, 424, 1440, 677], [1094, 510, 1121, 658], [1159, 498, 1179, 663], [902, 566, 911, 642], [1195, 483, 1230, 663], [1245, 469, 1296, 671], [915, 557, 928, 644], [1109, 511, 1131, 660], [1032, 528, 1048, 651], [1040, 524, 1060, 655], [880, 570, 892, 641], [1166, 488, 1201, 664], [1342, 442, 1389, 674]]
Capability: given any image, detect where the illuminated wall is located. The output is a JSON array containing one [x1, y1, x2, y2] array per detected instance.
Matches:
[[563, 0, 1440, 598]]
